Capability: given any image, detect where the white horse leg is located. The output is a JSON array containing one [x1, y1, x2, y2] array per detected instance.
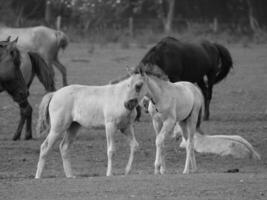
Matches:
[[35, 130, 60, 178], [59, 123, 80, 178], [183, 126, 192, 174], [125, 125, 139, 175], [183, 116, 197, 174], [152, 118, 162, 174], [190, 147, 197, 172], [105, 123, 116, 176], [180, 122, 196, 172], [154, 119, 175, 175]]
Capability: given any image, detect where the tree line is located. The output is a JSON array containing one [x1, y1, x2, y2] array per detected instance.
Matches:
[[0, 0, 266, 34]]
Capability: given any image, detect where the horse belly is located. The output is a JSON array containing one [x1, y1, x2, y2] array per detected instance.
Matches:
[[73, 102, 105, 129], [174, 86, 195, 121]]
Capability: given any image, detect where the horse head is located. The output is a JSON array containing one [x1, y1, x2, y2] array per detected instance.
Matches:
[[0, 37, 21, 79], [0, 36, 20, 67], [123, 72, 148, 111], [0, 37, 28, 102]]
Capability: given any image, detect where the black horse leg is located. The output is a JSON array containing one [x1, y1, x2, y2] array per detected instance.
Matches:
[[13, 101, 32, 140], [135, 105, 142, 121], [198, 79, 209, 120], [206, 77, 214, 121], [24, 103, 33, 140], [13, 106, 26, 141]]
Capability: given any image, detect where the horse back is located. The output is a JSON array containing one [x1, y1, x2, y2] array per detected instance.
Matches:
[[140, 37, 215, 83]]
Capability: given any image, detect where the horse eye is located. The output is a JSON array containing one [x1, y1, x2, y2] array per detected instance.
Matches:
[[135, 83, 143, 92]]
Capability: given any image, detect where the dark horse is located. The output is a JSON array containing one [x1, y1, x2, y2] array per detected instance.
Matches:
[[0, 37, 55, 140], [136, 37, 233, 120]]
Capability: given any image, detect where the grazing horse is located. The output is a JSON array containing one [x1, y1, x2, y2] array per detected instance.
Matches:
[[0, 36, 55, 140], [136, 36, 233, 120], [35, 73, 147, 178], [0, 38, 32, 140], [0, 26, 69, 86]]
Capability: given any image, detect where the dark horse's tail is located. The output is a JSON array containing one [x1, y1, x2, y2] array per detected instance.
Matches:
[[28, 52, 56, 92], [213, 43, 233, 84]]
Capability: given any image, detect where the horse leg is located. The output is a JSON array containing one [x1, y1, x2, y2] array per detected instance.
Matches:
[[44, 58, 56, 84], [123, 125, 139, 175], [59, 122, 80, 178], [24, 103, 33, 140], [182, 112, 198, 174], [179, 122, 195, 172], [152, 117, 164, 174], [154, 118, 175, 175], [206, 74, 215, 120], [53, 59, 68, 86], [13, 101, 32, 141], [198, 79, 209, 120], [35, 129, 61, 178], [105, 123, 116, 176], [135, 105, 141, 121]]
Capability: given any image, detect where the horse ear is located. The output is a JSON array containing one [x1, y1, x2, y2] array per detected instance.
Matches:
[[5, 36, 11, 42], [12, 37, 18, 44], [143, 71, 148, 80], [126, 65, 132, 75]]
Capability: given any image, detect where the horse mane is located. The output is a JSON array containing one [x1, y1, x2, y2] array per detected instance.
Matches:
[[109, 64, 169, 85], [109, 74, 130, 85], [10, 47, 21, 67], [0, 38, 21, 68], [134, 64, 169, 81]]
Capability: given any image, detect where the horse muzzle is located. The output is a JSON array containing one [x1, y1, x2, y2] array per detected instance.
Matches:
[[142, 98, 150, 113], [124, 98, 138, 111]]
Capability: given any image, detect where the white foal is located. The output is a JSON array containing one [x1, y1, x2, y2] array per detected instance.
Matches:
[[35, 73, 148, 178], [142, 79, 260, 174], [143, 76, 204, 174]]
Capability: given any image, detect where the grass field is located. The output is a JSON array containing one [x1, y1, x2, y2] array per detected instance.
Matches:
[[0, 42, 267, 200]]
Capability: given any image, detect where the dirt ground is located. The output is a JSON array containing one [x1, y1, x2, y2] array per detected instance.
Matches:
[[0, 42, 267, 200]]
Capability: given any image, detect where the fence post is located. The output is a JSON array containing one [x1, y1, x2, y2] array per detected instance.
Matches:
[[213, 17, 218, 33], [129, 17, 133, 38], [56, 16, 61, 30], [45, 0, 51, 24]]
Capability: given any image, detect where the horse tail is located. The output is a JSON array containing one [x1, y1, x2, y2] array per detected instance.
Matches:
[[36, 92, 54, 137], [55, 30, 69, 50], [28, 52, 56, 92], [213, 43, 233, 84]]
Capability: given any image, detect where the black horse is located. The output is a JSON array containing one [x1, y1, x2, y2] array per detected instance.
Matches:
[[0, 37, 55, 140], [136, 37, 233, 120]]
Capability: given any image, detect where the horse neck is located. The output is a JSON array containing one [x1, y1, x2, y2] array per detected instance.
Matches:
[[0, 58, 28, 103], [1, 75, 28, 104], [146, 76, 166, 104], [110, 77, 130, 100]]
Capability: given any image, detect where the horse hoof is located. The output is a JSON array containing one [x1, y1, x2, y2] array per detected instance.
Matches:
[[203, 116, 209, 121], [12, 135, 20, 141], [24, 135, 33, 140], [67, 175, 76, 178], [182, 170, 190, 174]]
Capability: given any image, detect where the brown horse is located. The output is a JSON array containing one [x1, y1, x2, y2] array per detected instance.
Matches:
[[0, 26, 69, 86], [0, 37, 55, 140], [0, 37, 32, 140]]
